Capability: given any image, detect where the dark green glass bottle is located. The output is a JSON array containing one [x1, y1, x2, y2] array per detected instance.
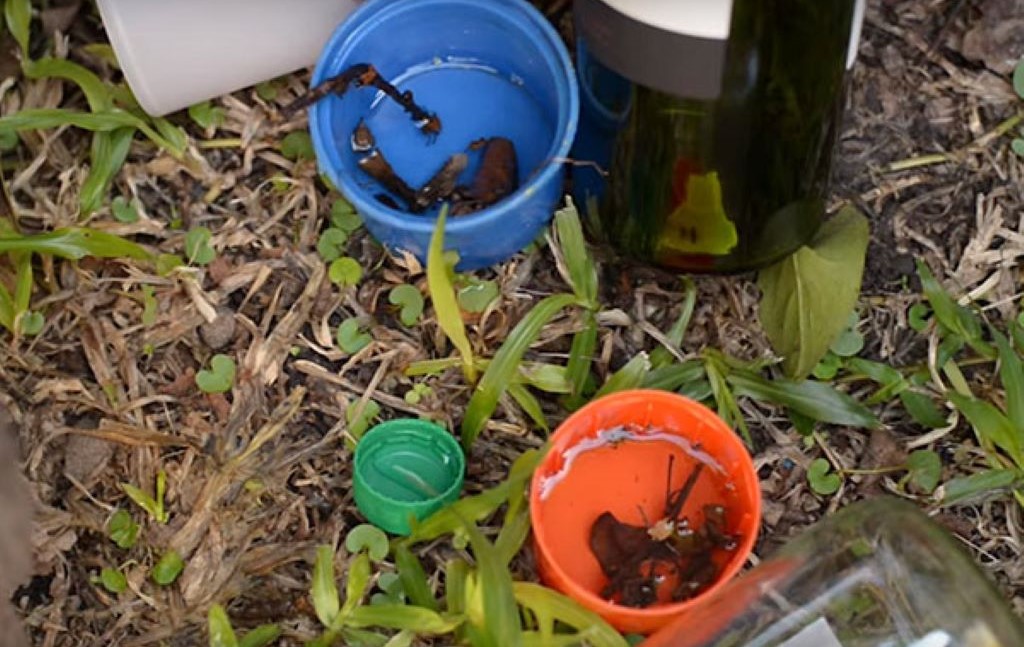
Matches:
[[571, 0, 865, 274]]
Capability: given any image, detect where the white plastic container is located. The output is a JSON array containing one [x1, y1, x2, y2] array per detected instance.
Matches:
[[95, 0, 361, 117]]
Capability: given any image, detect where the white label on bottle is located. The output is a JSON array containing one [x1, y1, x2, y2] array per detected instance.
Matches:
[[597, 0, 734, 41], [777, 617, 846, 647], [847, 0, 867, 69]]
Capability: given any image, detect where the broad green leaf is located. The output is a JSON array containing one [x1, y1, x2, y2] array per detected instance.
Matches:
[[905, 450, 941, 494], [4, 0, 30, 56], [513, 582, 629, 647], [337, 318, 372, 355], [329, 257, 363, 287], [23, 58, 113, 111], [650, 277, 697, 369], [807, 458, 841, 495], [641, 360, 705, 392], [340, 552, 372, 619], [106, 509, 139, 549], [845, 357, 907, 405], [508, 383, 549, 432], [427, 205, 475, 382], [238, 625, 281, 647], [461, 294, 576, 450], [947, 392, 1023, 465], [457, 279, 499, 313], [312, 545, 341, 627], [445, 558, 469, 615], [595, 352, 651, 399], [280, 130, 315, 161], [196, 354, 236, 394], [517, 362, 570, 394], [563, 311, 597, 407], [318, 228, 349, 262], [331, 199, 362, 232], [345, 605, 462, 634], [208, 604, 239, 647], [0, 227, 151, 260], [939, 469, 1021, 506], [994, 330, 1024, 432], [111, 195, 140, 224], [830, 322, 865, 357], [184, 227, 216, 265], [729, 371, 879, 429], [394, 542, 438, 611], [344, 524, 389, 563], [916, 260, 992, 358], [188, 101, 226, 130], [151, 117, 188, 153], [389, 284, 424, 326], [899, 390, 948, 429], [99, 567, 127, 594], [553, 199, 597, 307], [758, 206, 870, 379], [152, 550, 185, 585]]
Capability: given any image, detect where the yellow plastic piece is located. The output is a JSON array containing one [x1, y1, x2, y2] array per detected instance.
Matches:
[[655, 171, 737, 256]]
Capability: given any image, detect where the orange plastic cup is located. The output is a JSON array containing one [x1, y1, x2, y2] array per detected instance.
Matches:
[[529, 389, 761, 635]]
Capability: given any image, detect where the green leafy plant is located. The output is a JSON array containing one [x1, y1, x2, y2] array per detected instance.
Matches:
[[389, 285, 424, 326], [152, 549, 185, 585], [184, 227, 217, 265], [331, 199, 363, 233], [196, 354, 237, 394], [97, 567, 128, 594], [111, 196, 140, 223], [207, 604, 280, 647], [318, 229, 349, 263], [280, 130, 315, 161], [121, 470, 169, 523], [189, 101, 226, 131], [337, 317, 372, 355], [107, 509, 140, 549], [345, 399, 381, 446], [329, 257, 363, 287], [758, 206, 871, 380], [427, 205, 476, 383], [807, 458, 842, 495]]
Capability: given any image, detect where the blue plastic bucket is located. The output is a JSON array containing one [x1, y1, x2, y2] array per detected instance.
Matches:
[[310, 0, 579, 271]]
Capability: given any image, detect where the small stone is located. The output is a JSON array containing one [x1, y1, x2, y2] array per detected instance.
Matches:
[[63, 434, 114, 485], [199, 308, 237, 350]]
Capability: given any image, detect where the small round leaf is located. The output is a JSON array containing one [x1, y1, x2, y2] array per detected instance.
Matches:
[[807, 458, 841, 495], [329, 257, 363, 287], [389, 284, 424, 326], [196, 354, 237, 394], [152, 550, 185, 585], [344, 524, 389, 563]]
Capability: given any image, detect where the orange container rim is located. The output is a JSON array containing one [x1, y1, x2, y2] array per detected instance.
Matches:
[[528, 389, 762, 631]]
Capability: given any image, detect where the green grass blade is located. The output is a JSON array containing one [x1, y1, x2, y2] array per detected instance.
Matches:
[[916, 260, 993, 357], [641, 360, 705, 392], [493, 498, 531, 566], [461, 294, 576, 450], [650, 277, 697, 369], [393, 542, 438, 611], [0, 227, 152, 260], [207, 604, 239, 647], [0, 282, 14, 331], [513, 582, 629, 647], [948, 392, 1024, 466], [80, 128, 135, 217], [994, 329, 1024, 434], [4, 0, 30, 57], [13, 251, 31, 313], [595, 352, 651, 399], [0, 108, 143, 133], [23, 57, 113, 111], [345, 605, 462, 634], [312, 545, 341, 628], [445, 559, 469, 615], [340, 552, 371, 619], [564, 310, 598, 408], [728, 371, 879, 429], [552, 200, 597, 307], [426, 205, 476, 383], [460, 521, 522, 647], [507, 383, 549, 433], [940, 469, 1021, 506]]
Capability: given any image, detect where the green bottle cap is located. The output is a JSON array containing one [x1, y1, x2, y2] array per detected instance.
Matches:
[[353, 418, 466, 536]]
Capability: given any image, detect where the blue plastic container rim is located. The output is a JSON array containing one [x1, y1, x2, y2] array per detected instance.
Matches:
[[309, 0, 580, 238]]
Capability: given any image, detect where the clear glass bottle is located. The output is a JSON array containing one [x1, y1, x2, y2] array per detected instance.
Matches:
[[642, 497, 1024, 647], [571, 0, 866, 274]]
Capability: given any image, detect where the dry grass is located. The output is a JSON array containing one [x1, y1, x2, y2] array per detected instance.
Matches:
[[1, 0, 1024, 643]]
